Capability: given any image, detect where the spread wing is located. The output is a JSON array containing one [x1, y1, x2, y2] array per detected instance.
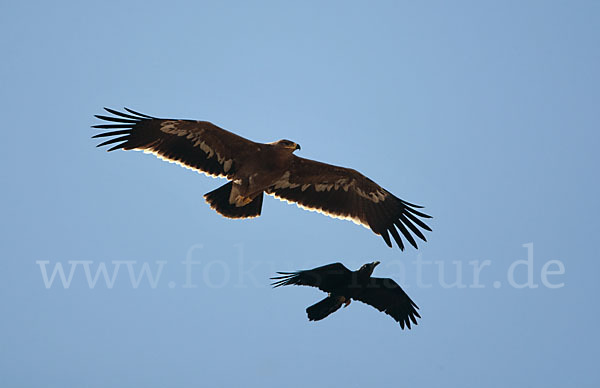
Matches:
[[271, 262, 351, 292], [266, 156, 432, 250], [92, 107, 259, 179], [355, 277, 420, 329]]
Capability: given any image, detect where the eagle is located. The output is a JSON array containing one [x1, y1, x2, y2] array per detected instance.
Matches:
[[271, 261, 420, 328], [93, 108, 431, 250]]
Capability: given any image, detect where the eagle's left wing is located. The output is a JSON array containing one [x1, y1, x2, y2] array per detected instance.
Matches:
[[354, 277, 420, 329], [92, 108, 259, 179], [266, 156, 431, 250]]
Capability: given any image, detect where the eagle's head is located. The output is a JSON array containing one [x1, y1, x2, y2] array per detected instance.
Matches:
[[272, 139, 301, 152], [359, 261, 380, 277]]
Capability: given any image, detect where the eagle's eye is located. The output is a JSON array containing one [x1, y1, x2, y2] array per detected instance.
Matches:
[[277, 140, 296, 148]]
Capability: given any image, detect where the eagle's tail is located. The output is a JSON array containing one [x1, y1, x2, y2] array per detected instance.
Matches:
[[204, 182, 263, 219], [306, 296, 346, 321]]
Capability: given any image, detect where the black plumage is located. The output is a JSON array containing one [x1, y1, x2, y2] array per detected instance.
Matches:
[[272, 261, 420, 329]]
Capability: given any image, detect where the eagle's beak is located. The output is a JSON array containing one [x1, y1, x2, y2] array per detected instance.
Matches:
[[295, 143, 301, 151]]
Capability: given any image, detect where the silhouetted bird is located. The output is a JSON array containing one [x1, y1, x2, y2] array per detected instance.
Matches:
[[271, 261, 420, 329]]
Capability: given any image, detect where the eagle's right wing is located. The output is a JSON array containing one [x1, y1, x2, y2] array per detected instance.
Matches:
[[267, 156, 431, 250], [92, 108, 258, 179], [271, 262, 352, 293]]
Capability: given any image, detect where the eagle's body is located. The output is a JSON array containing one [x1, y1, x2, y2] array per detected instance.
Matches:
[[229, 140, 297, 204], [271, 261, 420, 329], [93, 108, 431, 249]]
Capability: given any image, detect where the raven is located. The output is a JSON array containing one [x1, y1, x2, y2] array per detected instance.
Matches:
[[271, 261, 420, 329]]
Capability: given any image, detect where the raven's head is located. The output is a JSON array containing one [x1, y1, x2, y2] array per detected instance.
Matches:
[[359, 261, 380, 277]]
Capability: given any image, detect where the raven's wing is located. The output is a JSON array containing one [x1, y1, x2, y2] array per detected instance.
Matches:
[[92, 108, 259, 179], [267, 156, 431, 250], [354, 277, 420, 329], [271, 262, 352, 293]]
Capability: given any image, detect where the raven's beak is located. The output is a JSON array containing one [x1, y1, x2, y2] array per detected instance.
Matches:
[[295, 143, 301, 151], [373, 261, 380, 267]]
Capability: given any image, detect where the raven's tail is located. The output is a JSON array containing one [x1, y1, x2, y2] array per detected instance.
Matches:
[[204, 182, 263, 219], [306, 296, 346, 321]]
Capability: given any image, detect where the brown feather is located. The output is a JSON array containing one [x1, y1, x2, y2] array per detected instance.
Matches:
[[267, 156, 431, 250]]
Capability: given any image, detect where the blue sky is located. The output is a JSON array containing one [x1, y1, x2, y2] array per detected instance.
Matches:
[[1, 0, 599, 386]]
